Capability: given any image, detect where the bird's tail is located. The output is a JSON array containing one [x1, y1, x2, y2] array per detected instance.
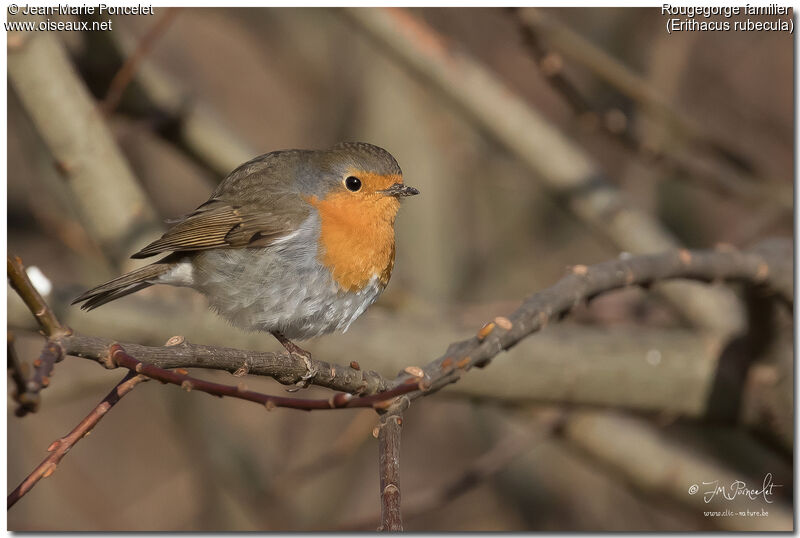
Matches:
[[72, 260, 176, 311]]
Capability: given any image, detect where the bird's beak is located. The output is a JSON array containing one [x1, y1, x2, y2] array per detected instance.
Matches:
[[381, 183, 420, 197]]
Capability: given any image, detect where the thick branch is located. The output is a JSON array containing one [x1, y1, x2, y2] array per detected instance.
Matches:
[[7, 18, 162, 260], [107, 343, 419, 411], [7, 371, 147, 509], [561, 411, 793, 531], [60, 333, 391, 396]]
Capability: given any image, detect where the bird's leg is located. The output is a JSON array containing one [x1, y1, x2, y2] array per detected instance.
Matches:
[[272, 331, 317, 390]]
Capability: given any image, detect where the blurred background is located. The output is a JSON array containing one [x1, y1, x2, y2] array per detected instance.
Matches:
[[7, 7, 793, 531]]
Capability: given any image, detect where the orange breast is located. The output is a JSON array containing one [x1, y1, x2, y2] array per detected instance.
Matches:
[[308, 189, 400, 292]]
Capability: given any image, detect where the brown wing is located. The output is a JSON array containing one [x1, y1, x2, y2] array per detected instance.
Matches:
[[131, 196, 309, 259]]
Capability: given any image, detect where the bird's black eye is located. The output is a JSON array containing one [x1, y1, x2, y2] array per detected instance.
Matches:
[[345, 176, 362, 192]]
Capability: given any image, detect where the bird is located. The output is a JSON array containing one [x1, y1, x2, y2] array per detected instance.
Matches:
[[73, 142, 418, 381]]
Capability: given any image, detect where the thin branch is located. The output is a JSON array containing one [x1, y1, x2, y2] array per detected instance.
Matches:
[[23, 341, 63, 406], [108, 344, 419, 411], [7, 371, 147, 509], [338, 411, 563, 530], [385, 243, 787, 404], [7, 257, 68, 414], [100, 8, 181, 116], [7, 256, 69, 338], [378, 411, 404, 531]]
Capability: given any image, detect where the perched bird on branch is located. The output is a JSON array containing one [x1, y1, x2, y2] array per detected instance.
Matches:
[[73, 142, 418, 376]]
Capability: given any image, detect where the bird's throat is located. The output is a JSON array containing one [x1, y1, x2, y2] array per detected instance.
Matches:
[[307, 193, 398, 292]]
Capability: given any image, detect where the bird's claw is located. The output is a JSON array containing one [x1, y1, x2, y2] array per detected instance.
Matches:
[[285, 352, 317, 392]]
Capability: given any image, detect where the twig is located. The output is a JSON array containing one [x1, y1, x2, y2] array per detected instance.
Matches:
[[23, 341, 63, 405], [7, 257, 68, 414], [7, 371, 147, 509], [100, 8, 181, 116], [7, 333, 36, 416], [338, 411, 563, 530], [378, 411, 404, 531], [108, 344, 419, 412], [7, 256, 69, 338]]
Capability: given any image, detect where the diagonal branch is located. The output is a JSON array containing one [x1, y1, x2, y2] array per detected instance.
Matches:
[[7, 257, 69, 413], [509, 8, 788, 212], [100, 7, 181, 116], [7, 257, 69, 339], [385, 243, 789, 403], [7, 371, 148, 509]]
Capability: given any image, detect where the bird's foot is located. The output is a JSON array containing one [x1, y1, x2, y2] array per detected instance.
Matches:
[[272, 332, 318, 391]]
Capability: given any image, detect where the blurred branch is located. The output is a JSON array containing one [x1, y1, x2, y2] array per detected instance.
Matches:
[[514, 9, 761, 179], [341, 7, 743, 335], [7, 371, 148, 509], [273, 409, 377, 489], [377, 410, 404, 531], [81, 20, 255, 178], [509, 8, 790, 213], [100, 7, 181, 116], [561, 411, 793, 531], [7, 19, 163, 261]]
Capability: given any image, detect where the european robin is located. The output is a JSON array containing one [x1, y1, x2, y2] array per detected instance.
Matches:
[[73, 142, 418, 373]]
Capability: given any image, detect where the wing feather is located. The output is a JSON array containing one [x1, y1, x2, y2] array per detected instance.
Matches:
[[132, 197, 309, 259]]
